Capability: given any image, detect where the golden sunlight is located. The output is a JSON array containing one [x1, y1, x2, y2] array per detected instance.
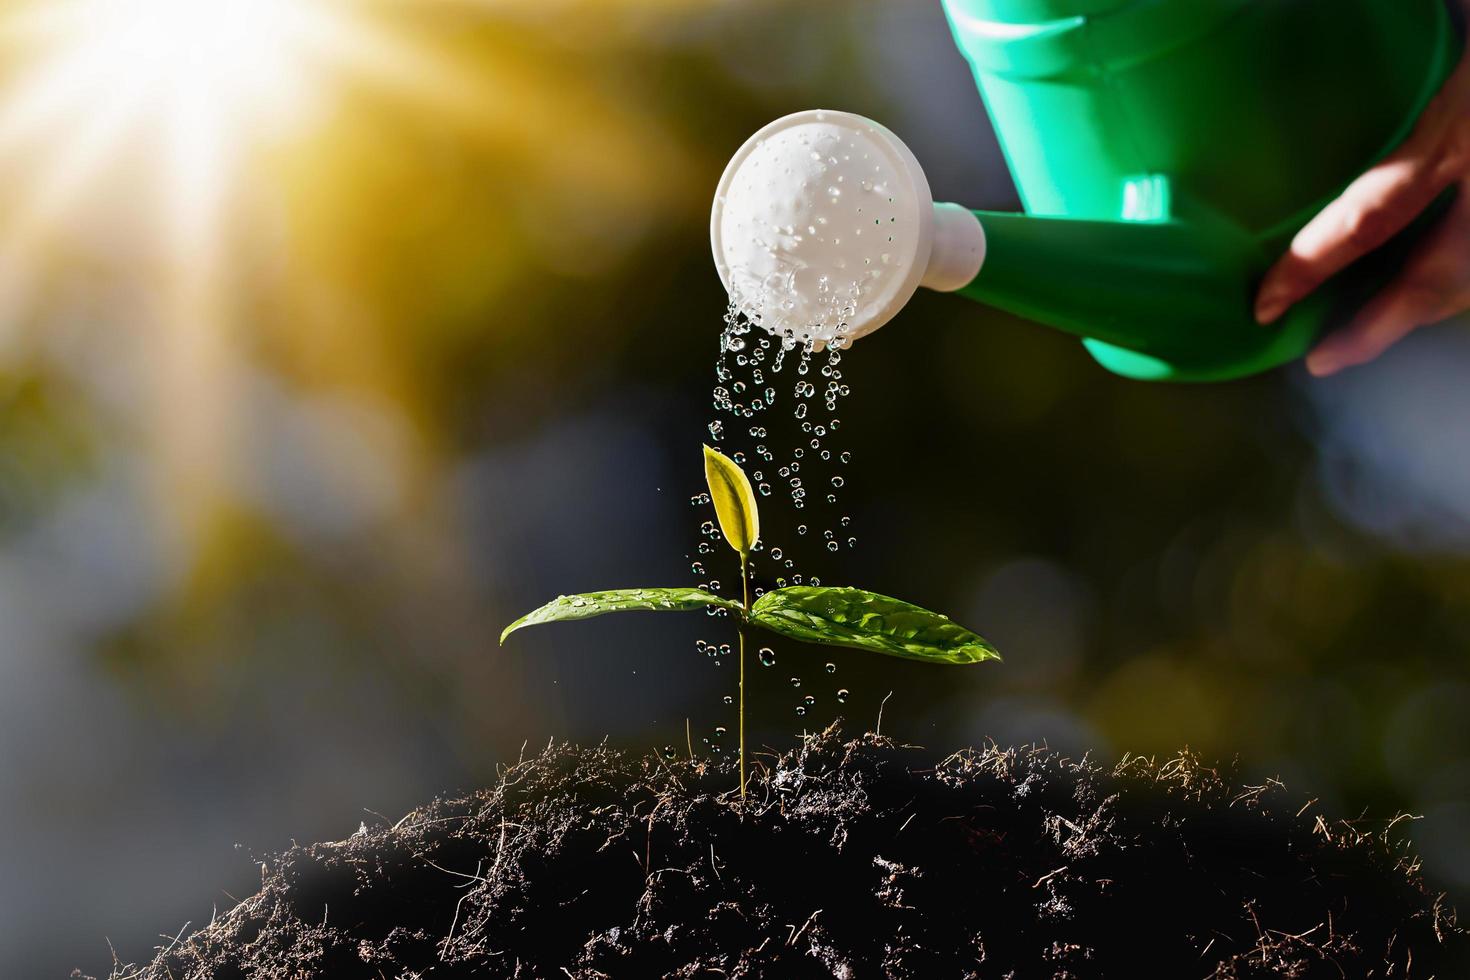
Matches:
[[0, 0, 352, 258], [0, 0, 459, 557], [0, 0, 700, 588]]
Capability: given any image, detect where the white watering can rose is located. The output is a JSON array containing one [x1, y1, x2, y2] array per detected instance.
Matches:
[[710, 109, 984, 348]]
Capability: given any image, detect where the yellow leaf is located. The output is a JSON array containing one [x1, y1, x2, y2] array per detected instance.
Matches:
[[703, 444, 759, 557]]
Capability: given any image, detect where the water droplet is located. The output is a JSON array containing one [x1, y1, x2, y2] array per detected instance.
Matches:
[[837, 689, 850, 703], [827, 541, 839, 552], [803, 695, 815, 707], [723, 695, 734, 705], [714, 726, 727, 738], [796, 705, 808, 716], [825, 663, 836, 674], [798, 525, 808, 535], [662, 745, 678, 760], [759, 647, 776, 667], [831, 476, 845, 488], [790, 677, 801, 688]]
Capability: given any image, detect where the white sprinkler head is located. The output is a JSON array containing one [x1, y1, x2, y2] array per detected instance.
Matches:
[[711, 109, 983, 347]]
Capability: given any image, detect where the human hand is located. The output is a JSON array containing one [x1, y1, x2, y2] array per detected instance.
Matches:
[[1254, 34, 1470, 377]]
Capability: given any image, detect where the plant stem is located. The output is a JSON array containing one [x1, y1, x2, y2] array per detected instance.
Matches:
[[739, 553, 750, 799]]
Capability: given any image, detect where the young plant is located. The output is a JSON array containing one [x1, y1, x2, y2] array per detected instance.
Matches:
[[501, 445, 999, 797]]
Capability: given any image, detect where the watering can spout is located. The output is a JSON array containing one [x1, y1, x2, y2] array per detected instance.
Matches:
[[955, 208, 1311, 381]]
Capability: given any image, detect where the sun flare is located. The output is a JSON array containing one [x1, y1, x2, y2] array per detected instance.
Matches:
[[0, 0, 698, 573], [0, 0, 459, 547], [0, 0, 356, 260]]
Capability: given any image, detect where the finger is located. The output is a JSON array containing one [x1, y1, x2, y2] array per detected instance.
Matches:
[[1308, 182, 1470, 375], [1303, 285, 1433, 376], [1254, 77, 1467, 327], [1255, 152, 1451, 325]]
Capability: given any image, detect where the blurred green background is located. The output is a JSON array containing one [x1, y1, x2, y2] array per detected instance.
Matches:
[[0, 0, 1467, 975]]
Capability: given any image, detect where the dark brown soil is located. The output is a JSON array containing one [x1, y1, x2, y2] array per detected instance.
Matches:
[[106, 725, 1465, 979]]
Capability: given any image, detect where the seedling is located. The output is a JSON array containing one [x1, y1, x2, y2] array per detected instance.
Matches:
[[502, 445, 999, 796]]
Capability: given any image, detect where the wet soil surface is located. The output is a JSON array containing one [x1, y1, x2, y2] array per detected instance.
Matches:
[[106, 726, 1465, 978]]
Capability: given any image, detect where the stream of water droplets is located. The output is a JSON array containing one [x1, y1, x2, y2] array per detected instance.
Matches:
[[687, 300, 859, 744]]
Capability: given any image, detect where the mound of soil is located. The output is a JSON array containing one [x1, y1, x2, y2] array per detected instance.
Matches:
[[109, 726, 1464, 979]]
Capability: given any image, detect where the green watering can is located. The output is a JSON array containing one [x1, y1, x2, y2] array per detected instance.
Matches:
[[710, 0, 1461, 381]]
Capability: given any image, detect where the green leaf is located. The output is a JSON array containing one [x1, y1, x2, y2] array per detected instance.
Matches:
[[703, 444, 759, 557], [749, 586, 1000, 665], [501, 588, 744, 645]]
